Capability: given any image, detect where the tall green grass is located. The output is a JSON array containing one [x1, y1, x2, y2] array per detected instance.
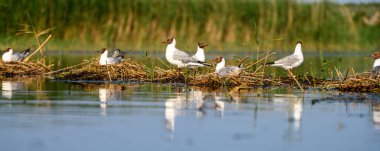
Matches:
[[0, 0, 379, 51]]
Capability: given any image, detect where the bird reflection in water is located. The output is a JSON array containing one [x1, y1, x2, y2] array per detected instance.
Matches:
[[214, 93, 225, 118], [288, 97, 303, 131], [372, 102, 380, 130], [98, 84, 123, 116], [164, 87, 228, 132], [1, 81, 25, 99], [189, 89, 206, 118], [165, 93, 186, 132], [270, 94, 303, 141]]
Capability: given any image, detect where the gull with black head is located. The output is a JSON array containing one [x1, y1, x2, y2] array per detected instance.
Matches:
[[266, 41, 304, 92], [1, 48, 30, 62], [192, 42, 207, 62], [212, 56, 243, 77], [162, 37, 210, 80], [369, 52, 380, 77], [98, 48, 126, 65]]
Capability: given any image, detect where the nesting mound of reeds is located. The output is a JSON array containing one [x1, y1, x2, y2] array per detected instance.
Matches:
[[58, 59, 147, 81], [57, 59, 327, 91], [187, 73, 325, 89], [329, 73, 380, 93], [54, 56, 380, 93], [0, 61, 50, 78]]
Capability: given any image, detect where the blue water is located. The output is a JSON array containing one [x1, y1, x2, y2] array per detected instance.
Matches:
[[0, 79, 379, 151]]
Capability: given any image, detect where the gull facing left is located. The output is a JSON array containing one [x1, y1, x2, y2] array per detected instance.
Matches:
[[98, 48, 126, 65], [2, 48, 30, 62], [212, 56, 243, 77]]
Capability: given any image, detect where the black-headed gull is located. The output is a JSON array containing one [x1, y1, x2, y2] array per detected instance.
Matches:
[[266, 41, 304, 74], [162, 37, 210, 79], [266, 41, 304, 92], [1, 48, 30, 62], [369, 52, 380, 76], [192, 42, 207, 62], [212, 56, 243, 77], [98, 48, 126, 65]]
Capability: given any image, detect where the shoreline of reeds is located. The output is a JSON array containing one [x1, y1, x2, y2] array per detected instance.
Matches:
[[1, 0, 379, 51]]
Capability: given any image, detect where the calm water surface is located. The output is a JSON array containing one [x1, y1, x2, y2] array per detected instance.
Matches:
[[0, 78, 379, 151]]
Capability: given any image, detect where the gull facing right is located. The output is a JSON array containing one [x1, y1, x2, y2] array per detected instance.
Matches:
[[192, 42, 207, 62], [266, 41, 304, 73]]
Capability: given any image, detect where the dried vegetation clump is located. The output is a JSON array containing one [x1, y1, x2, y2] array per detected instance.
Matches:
[[0, 61, 50, 78], [58, 59, 147, 81], [54, 55, 380, 93], [329, 73, 380, 93]]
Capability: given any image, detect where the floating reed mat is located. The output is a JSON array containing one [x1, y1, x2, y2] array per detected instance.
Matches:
[[57, 60, 324, 89], [0, 61, 50, 78], [328, 73, 380, 93], [57, 59, 147, 81]]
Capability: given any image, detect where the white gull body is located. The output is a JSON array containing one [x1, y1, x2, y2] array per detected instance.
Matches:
[[165, 39, 205, 68], [270, 42, 304, 70], [99, 49, 124, 65], [372, 58, 380, 75], [2, 48, 30, 62], [215, 57, 242, 77], [192, 44, 205, 62]]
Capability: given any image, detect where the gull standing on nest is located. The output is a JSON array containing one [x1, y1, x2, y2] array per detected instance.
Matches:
[[98, 48, 126, 65], [266, 41, 304, 74], [266, 41, 304, 92], [1, 48, 30, 62], [212, 56, 243, 77], [162, 37, 210, 80]]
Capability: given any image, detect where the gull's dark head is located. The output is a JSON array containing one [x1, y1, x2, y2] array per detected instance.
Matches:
[[369, 52, 380, 59], [198, 42, 208, 48], [296, 41, 302, 45], [3, 48, 11, 53], [161, 37, 174, 44], [98, 48, 107, 54], [212, 56, 224, 64]]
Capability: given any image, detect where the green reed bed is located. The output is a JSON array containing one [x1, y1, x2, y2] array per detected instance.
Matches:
[[0, 0, 379, 51]]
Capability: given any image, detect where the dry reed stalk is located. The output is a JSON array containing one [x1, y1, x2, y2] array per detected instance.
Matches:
[[23, 34, 52, 62], [343, 68, 350, 81], [105, 64, 112, 81], [303, 75, 312, 85], [45, 61, 91, 75], [244, 52, 276, 69]]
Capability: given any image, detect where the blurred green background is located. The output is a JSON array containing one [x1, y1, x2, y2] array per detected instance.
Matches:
[[0, 0, 379, 52]]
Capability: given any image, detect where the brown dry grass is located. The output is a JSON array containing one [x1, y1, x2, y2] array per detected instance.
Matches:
[[58, 59, 146, 81], [327, 72, 380, 93], [53, 54, 380, 93], [0, 61, 50, 78]]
